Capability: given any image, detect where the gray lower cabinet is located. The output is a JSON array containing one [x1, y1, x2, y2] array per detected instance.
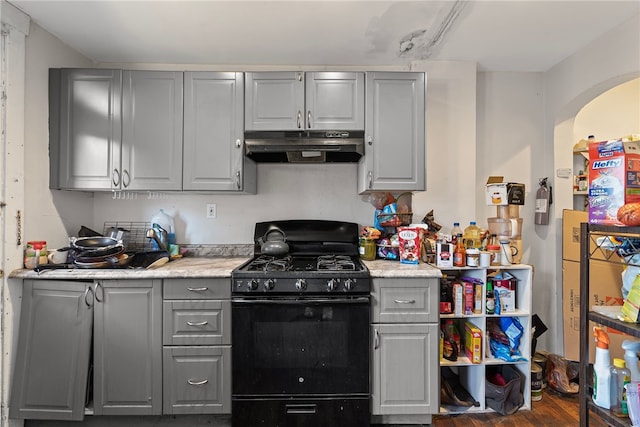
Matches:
[[183, 72, 256, 193], [93, 280, 162, 415], [244, 71, 365, 131], [162, 278, 231, 414], [370, 277, 439, 424], [10, 280, 93, 421], [10, 279, 162, 420], [359, 72, 426, 193]]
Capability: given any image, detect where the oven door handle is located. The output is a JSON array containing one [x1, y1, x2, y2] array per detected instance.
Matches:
[[232, 297, 370, 304], [286, 403, 317, 415]]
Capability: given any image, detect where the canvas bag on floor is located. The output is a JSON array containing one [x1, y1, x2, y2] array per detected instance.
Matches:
[[485, 365, 525, 415]]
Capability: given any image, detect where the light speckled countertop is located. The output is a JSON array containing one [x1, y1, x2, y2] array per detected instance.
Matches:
[[9, 256, 251, 280], [363, 260, 442, 278], [10, 257, 443, 280]]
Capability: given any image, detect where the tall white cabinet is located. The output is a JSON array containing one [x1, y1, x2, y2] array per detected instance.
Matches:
[[439, 265, 533, 415]]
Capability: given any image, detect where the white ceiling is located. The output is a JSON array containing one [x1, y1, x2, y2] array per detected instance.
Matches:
[[8, 0, 640, 72]]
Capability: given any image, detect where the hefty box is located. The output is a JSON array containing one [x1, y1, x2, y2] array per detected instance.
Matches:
[[485, 176, 525, 206], [464, 321, 482, 364], [588, 139, 640, 225]]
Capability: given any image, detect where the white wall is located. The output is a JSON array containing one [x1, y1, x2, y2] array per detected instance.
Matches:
[[23, 22, 94, 249], [476, 71, 548, 345], [574, 78, 640, 143], [548, 13, 640, 355]]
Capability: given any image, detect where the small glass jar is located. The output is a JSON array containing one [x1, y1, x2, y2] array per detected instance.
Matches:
[[486, 244, 501, 266], [359, 238, 376, 261], [24, 241, 48, 269], [466, 248, 480, 267]]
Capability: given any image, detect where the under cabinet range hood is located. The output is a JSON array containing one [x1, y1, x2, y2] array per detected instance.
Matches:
[[244, 130, 365, 163]]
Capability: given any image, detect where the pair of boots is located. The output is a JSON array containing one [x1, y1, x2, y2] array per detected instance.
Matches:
[[440, 366, 480, 407]]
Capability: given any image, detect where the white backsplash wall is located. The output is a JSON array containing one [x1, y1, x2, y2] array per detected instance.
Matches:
[[92, 163, 376, 244]]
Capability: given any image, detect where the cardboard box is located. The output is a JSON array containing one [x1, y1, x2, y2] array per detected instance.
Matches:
[[464, 321, 482, 364], [588, 139, 640, 225], [485, 176, 525, 206], [562, 258, 628, 362], [436, 242, 453, 268], [562, 209, 588, 262], [493, 278, 516, 313]]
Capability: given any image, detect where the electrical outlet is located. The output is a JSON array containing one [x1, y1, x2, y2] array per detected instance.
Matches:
[[206, 203, 217, 219]]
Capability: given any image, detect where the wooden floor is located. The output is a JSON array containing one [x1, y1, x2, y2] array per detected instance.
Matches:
[[432, 388, 610, 427]]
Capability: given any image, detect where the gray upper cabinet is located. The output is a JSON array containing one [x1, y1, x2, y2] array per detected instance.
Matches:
[[122, 71, 183, 191], [93, 280, 162, 416], [183, 72, 256, 192], [10, 280, 93, 421], [50, 69, 183, 191], [49, 69, 122, 191], [359, 72, 426, 193], [244, 71, 364, 131]]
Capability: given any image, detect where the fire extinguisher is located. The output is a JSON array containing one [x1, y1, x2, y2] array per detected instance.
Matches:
[[535, 177, 552, 225]]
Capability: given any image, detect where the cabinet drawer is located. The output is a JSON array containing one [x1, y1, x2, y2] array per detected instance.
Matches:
[[163, 278, 230, 300], [163, 300, 231, 345], [372, 278, 438, 323], [162, 346, 231, 415]]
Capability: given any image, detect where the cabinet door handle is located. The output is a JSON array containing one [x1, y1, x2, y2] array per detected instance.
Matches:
[[297, 110, 302, 129], [307, 110, 312, 128], [394, 299, 416, 304], [235, 138, 242, 148], [84, 286, 95, 308], [93, 282, 104, 303], [187, 287, 209, 292], [296, 72, 303, 82], [186, 320, 208, 326], [367, 135, 373, 146], [236, 170, 241, 190], [374, 328, 380, 349], [112, 169, 120, 187], [187, 379, 208, 386], [368, 171, 373, 189], [122, 169, 131, 188]]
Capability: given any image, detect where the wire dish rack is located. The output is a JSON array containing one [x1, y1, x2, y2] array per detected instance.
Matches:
[[103, 222, 155, 252]]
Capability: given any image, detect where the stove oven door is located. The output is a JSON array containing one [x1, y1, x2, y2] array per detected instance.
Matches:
[[231, 296, 370, 397]]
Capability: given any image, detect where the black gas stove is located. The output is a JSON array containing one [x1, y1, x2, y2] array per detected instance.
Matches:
[[232, 219, 371, 295], [231, 220, 371, 427]]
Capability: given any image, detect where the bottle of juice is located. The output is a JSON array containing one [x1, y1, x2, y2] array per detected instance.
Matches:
[[463, 221, 482, 249], [453, 233, 466, 267]]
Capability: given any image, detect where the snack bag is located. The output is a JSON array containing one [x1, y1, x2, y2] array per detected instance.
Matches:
[[398, 226, 420, 264]]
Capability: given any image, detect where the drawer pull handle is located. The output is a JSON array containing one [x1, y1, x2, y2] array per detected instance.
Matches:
[[187, 287, 209, 292], [394, 299, 416, 304], [187, 379, 208, 386], [186, 320, 208, 326]]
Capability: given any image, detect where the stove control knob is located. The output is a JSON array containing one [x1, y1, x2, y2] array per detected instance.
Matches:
[[344, 279, 355, 291], [264, 279, 275, 290], [295, 279, 307, 291], [327, 279, 338, 291], [248, 279, 259, 291]]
